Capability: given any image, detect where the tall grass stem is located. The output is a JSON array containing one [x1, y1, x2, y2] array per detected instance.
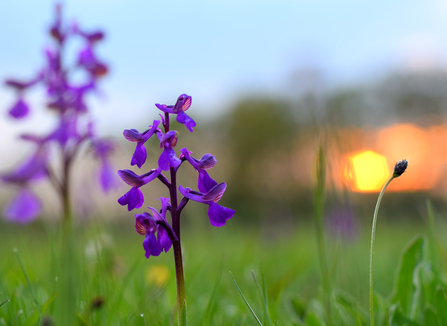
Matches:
[[369, 175, 394, 326]]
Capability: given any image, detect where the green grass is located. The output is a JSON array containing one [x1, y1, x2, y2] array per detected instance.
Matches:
[[0, 215, 445, 325]]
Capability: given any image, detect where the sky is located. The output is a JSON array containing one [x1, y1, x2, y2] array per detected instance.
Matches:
[[1, 0, 447, 157]]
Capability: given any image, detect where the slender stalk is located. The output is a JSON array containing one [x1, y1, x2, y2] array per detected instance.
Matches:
[[163, 113, 186, 323], [369, 175, 394, 326], [170, 166, 186, 321], [314, 144, 331, 322]]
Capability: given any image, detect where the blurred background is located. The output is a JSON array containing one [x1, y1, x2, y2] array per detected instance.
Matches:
[[2, 0, 447, 230]]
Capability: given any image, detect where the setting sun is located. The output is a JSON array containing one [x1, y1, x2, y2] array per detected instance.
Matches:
[[344, 150, 389, 192]]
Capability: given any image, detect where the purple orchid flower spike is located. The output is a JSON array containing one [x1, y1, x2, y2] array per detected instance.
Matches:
[[179, 183, 235, 227], [117, 168, 161, 211], [155, 94, 196, 132], [180, 148, 217, 193], [158, 130, 181, 171], [148, 197, 172, 252], [123, 120, 160, 168], [135, 212, 162, 258]]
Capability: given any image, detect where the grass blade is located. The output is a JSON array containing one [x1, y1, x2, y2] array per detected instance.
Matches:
[[202, 267, 222, 325], [0, 299, 9, 307], [251, 269, 273, 326], [229, 271, 263, 326]]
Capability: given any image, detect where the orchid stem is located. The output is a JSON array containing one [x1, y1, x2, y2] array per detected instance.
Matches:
[[165, 114, 187, 324], [369, 175, 394, 326]]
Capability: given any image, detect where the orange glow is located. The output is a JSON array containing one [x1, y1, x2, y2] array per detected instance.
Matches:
[[337, 123, 445, 193], [344, 150, 389, 192], [376, 123, 440, 191]]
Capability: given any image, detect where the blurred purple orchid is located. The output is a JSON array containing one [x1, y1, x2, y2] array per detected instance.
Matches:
[[2, 4, 115, 224]]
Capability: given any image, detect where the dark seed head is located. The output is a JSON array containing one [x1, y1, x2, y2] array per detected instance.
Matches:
[[90, 295, 105, 311], [393, 159, 408, 178]]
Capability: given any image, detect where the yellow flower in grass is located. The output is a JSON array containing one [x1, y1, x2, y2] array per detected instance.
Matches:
[[146, 264, 170, 287]]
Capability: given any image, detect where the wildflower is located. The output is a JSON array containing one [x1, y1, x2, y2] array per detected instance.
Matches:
[[146, 264, 170, 286], [179, 183, 235, 227], [157, 130, 181, 171], [123, 120, 160, 168], [117, 169, 161, 211], [180, 148, 217, 193], [135, 212, 162, 258], [155, 94, 196, 132], [147, 197, 172, 252], [393, 159, 408, 178]]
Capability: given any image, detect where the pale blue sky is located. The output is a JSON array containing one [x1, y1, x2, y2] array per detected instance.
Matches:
[[1, 0, 447, 146]]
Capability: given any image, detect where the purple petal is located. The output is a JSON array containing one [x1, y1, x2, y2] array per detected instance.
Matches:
[[158, 148, 181, 171], [157, 226, 172, 252], [198, 170, 218, 194], [155, 103, 175, 114], [123, 129, 143, 142], [173, 94, 192, 112], [4, 189, 41, 224], [2, 149, 48, 184], [198, 154, 217, 170], [159, 197, 170, 218], [176, 112, 196, 132], [47, 114, 78, 145], [207, 202, 235, 227], [9, 99, 30, 119], [130, 143, 147, 168], [178, 185, 205, 203], [135, 212, 157, 234], [143, 233, 162, 258], [117, 170, 145, 187], [99, 160, 118, 193], [118, 187, 144, 211], [202, 183, 227, 202], [141, 168, 162, 184]]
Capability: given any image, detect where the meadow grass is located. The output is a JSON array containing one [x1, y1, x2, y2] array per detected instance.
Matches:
[[0, 213, 441, 326]]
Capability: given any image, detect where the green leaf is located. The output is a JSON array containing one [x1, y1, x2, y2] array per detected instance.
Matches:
[[202, 268, 222, 326], [423, 305, 440, 326], [179, 299, 188, 326], [229, 271, 263, 326], [389, 235, 424, 315], [304, 312, 325, 326], [41, 293, 57, 314], [333, 290, 368, 324], [434, 286, 447, 325], [23, 310, 39, 326], [388, 304, 421, 326]]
